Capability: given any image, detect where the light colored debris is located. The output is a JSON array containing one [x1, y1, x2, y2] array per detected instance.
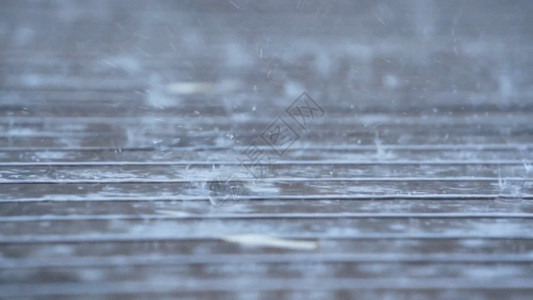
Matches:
[[155, 210, 190, 217], [167, 82, 214, 94], [167, 80, 240, 95], [220, 234, 319, 250]]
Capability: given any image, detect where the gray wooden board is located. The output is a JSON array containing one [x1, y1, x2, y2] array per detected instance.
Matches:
[[1, 0, 533, 299]]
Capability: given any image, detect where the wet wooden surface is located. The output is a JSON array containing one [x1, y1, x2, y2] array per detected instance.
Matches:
[[1, 0, 533, 299]]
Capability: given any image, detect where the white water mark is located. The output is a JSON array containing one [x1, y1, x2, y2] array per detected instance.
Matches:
[[494, 162, 531, 204], [207, 173, 245, 207]]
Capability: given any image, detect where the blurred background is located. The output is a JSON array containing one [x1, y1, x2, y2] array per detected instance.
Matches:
[[1, 1, 533, 299], [2, 0, 532, 149]]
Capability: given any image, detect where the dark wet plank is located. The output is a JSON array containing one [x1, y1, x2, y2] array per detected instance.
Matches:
[[2, 199, 533, 219]]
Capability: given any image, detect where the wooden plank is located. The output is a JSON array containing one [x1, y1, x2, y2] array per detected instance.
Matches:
[[0, 180, 531, 203], [2, 278, 533, 298], [3, 238, 533, 259], [1, 200, 532, 226], [1, 163, 531, 182], [2, 262, 533, 286], [2, 200, 533, 218], [0, 146, 531, 163], [2, 217, 533, 243], [0, 132, 531, 148]]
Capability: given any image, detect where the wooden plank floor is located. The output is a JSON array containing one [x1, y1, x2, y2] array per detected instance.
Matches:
[[1, 0, 533, 299]]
